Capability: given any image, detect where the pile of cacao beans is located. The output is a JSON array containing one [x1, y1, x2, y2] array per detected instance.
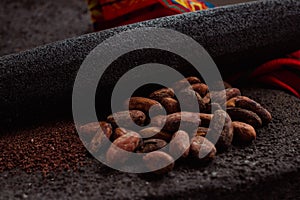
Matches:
[[78, 77, 271, 174]]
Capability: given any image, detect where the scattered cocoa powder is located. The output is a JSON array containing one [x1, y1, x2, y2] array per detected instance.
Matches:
[[0, 121, 90, 176]]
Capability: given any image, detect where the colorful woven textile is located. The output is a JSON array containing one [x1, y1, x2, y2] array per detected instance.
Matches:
[[87, 0, 214, 30]]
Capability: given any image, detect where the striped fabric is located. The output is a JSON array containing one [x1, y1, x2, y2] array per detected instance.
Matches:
[[87, 0, 214, 30]]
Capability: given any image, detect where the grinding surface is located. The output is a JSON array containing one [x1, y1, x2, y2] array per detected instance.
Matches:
[[0, 88, 299, 199], [0, 0, 299, 126]]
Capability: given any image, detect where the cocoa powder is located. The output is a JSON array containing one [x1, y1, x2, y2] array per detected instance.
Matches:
[[0, 121, 89, 176]]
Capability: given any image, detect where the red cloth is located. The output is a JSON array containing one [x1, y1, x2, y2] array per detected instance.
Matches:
[[250, 50, 300, 98]]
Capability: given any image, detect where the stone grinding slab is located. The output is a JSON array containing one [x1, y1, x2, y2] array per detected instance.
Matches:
[[0, 0, 299, 126], [0, 0, 299, 198], [0, 88, 299, 199]]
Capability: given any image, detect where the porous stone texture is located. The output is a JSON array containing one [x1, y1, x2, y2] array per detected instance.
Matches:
[[0, 88, 299, 199], [0, 0, 299, 126], [0, 0, 91, 56]]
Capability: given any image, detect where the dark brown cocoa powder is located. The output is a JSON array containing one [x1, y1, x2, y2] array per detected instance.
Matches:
[[0, 121, 90, 176]]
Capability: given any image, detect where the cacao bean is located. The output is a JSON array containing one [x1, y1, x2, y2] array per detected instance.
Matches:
[[226, 107, 262, 128], [137, 139, 167, 153], [125, 97, 163, 114], [169, 130, 190, 158], [139, 127, 172, 141], [143, 151, 174, 174], [190, 83, 208, 97], [78, 122, 101, 141], [226, 96, 272, 125], [151, 112, 201, 133], [111, 127, 128, 141], [209, 88, 241, 104], [160, 97, 180, 114], [89, 122, 112, 154], [189, 136, 216, 162], [194, 127, 209, 137], [208, 110, 233, 151], [173, 76, 201, 91], [106, 131, 141, 166], [204, 103, 224, 113], [178, 88, 206, 112], [203, 93, 211, 104], [232, 121, 256, 144], [107, 110, 147, 128], [199, 113, 213, 127], [149, 88, 175, 101]]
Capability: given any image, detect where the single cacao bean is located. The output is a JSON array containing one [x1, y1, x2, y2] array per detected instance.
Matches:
[[136, 139, 167, 153], [208, 110, 233, 151], [143, 151, 175, 174], [226, 107, 262, 128], [107, 110, 147, 128], [139, 127, 172, 141], [106, 131, 141, 166], [89, 122, 112, 154], [151, 112, 201, 133], [189, 136, 216, 162], [149, 88, 175, 101], [169, 130, 190, 158], [160, 97, 180, 114], [232, 121, 256, 144], [125, 97, 163, 114], [190, 83, 208, 97]]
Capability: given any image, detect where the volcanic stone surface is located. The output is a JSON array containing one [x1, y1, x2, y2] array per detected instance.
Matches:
[[0, 0, 299, 126], [0, 88, 299, 199]]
